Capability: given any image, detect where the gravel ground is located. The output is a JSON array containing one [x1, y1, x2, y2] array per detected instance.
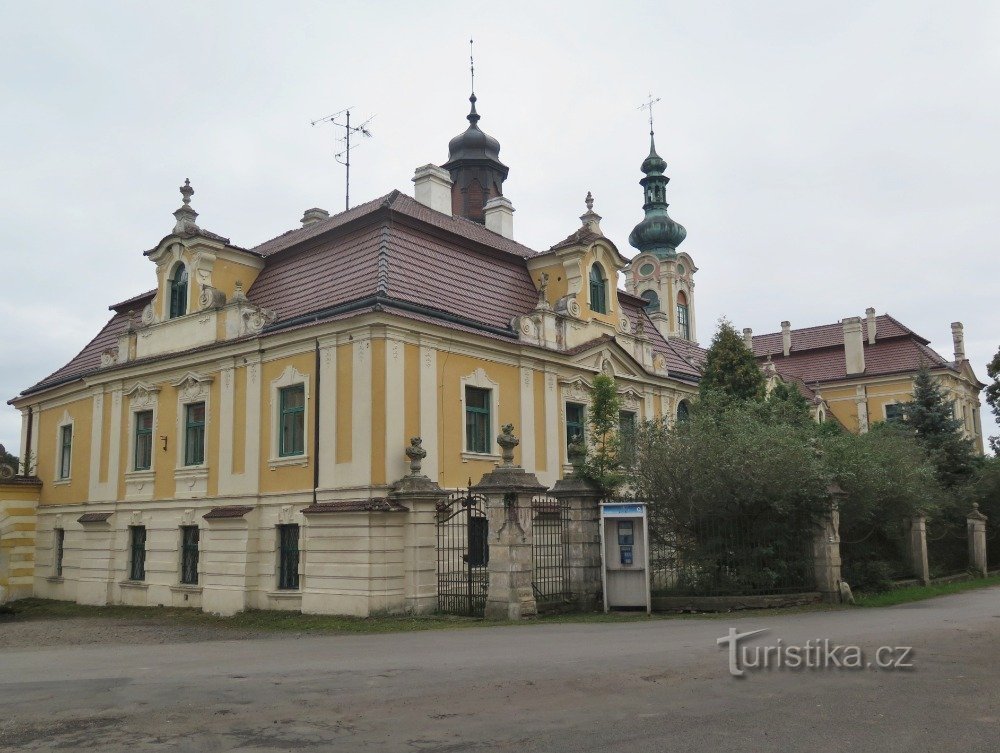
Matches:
[[0, 615, 270, 649]]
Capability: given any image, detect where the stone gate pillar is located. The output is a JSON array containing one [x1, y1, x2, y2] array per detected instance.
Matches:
[[390, 438, 448, 614], [812, 483, 844, 603], [472, 425, 546, 620], [549, 458, 603, 611], [967, 503, 988, 578], [905, 514, 930, 585], [0, 475, 41, 603]]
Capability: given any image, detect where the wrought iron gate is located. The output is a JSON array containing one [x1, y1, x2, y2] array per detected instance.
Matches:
[[531, 495, 572, 604], [436, 489, 489, 616]]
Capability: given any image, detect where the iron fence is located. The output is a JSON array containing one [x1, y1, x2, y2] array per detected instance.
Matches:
[[645, 506, 816, 596], [926, 514, 971, 578], [436, 489, 489, 617], [531, 495, 571, 604], [839, 520, 911, 590]]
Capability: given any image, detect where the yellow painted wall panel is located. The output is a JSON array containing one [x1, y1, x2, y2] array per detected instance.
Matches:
[[154, 385, 177, 500], [336, 343, 353, 464], [232, 365, 246, 474], [370, 339, 387, 487], [404, 344, 420, 445], [36, 397, 92, 505], [99, 393, 112, 484], [534, 371, 547, 472]]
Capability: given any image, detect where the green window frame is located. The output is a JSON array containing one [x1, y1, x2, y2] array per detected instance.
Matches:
[[589, 264, 607, 314], [129, 525, 146, 581], [277, 524, 300, 590], [619, 410, 636, 465], [180, 526, 199, 585], [58, 424, 72, 479], [677, 302, 690, 340], [566, 402, 586, 451], [885, 403, 906, 423], [169, 264, 188, 319], [134, 410, 153, 471], [465, 386, 492, 454], [279, 384, 306, 457], [184, 402, 206, 466], [54, 527, 65, 577], [676, 399, 690, 423]]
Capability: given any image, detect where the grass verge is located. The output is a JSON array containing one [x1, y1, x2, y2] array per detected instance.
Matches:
[[853, 573, 1000, 608]]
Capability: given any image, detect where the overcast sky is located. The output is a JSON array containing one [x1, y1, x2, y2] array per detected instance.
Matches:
[[1, 1, 998, 454]]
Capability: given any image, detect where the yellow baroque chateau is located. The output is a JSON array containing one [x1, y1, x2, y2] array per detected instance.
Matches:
[[1, 92, 985, 613]]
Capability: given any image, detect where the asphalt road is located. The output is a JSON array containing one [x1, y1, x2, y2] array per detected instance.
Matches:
[[2, 588, 999, 752]]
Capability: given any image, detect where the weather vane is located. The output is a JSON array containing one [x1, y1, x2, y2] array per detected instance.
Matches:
[[470, 38, 475, 94], [638, 93, 661, 136]]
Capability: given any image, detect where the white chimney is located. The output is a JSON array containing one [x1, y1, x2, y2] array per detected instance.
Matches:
[[843, 317, 865, 375], [866, 307, 877, 345], [781, 321, 791, 357], [300, 208, 330, 227], [951, 322, 966, 362], [412, 164, 453, 215], [484, 196, 515, 240], [743, 327, 753, 350]]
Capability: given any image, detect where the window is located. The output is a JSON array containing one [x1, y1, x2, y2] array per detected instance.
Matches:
[[180, 526, 199, 585], [58, 424, 73, 479], [640, 289, 660, 313], [277, 524, 300, 590], [169, 264, 188, 319], [676, 291, 690, 340], [279, 384, 306, 457], [465, 386, 492, 454], [129, 526, 146, 581], [134, 410, 153, 471], [676, 399, 690, 422], [885, 403, 906, 424], [566, 402, 586, 450], [619, 410, 636, 464], [184, 402, 206, 466], [54, 528, 65, 577], [589, 264, 608, 314]]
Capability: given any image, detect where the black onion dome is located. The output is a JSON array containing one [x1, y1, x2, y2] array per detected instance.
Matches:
[[446, 94, 503, 163]]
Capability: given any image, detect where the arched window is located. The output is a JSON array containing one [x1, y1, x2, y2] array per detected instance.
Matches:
[[676, 290, 690, 340], [169, 264, 189, 319], [589, 263, 607, 314], [640, 289, 660, 313], [676, 399, 690, 422]]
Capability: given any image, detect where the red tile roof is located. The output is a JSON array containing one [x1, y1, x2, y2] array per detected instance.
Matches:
[[203, 505, 254, 520], [752, 314, 922, 357]]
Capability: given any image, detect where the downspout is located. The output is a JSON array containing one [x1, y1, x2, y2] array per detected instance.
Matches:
[[313, 340, 321, 506], [23, 406, 33, 477]]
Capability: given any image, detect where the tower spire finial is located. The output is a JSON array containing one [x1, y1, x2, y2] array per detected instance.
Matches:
[[470, 38, 475, 96], [639, 93, 662, 147]]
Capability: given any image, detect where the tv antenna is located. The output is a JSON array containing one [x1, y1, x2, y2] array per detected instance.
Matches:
[[638, 93, 661, 135], [311, 107, 375, 211]]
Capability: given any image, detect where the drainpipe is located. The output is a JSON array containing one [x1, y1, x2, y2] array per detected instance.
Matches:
[[23, 406, 33, 477], [313, 340, 321, 506]]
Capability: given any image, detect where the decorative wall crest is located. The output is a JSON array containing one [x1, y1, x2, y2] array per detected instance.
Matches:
[[100, 349, 118, 368], [171, 372, 214, 400], [241, 305, 277, 335], [617, 316, 632, 334], [198, 285, 226, 311], [124, 382, 161, 408], [141, 302, 158, 326]]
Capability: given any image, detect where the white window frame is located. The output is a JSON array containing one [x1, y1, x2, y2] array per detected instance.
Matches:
[[269, 365, 310, 468], [460, 368, 501, 462], [882, 401, 907, 423], [54, 410, 74, 484]]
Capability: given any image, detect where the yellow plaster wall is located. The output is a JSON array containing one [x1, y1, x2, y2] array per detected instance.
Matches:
[[153, 385, 177, 499], [36, 397, 92, 505], [99, 393, 112, 484], [530, 262, 568, 306], [210, 257, 262, 301], [259, 354, 314, 494], [335, 343, 353, 464], [438, 353, 520, 489]]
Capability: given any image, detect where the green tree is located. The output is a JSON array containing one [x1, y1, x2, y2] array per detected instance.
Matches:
[[985, 345, 1000, 454], [764, 380, 813, 426], [699, 318, 765, 402], [903, 367, 977, 487], [577, 373, 626, 495]]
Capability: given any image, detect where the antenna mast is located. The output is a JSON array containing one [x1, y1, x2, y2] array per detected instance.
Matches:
[[638, 93, 661, 135], [311, 107, 375, 211]]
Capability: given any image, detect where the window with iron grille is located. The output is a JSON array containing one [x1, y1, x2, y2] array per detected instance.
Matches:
[[279, 384, 305, 457], [885, 403, 906, 423], [134, 410, 153, 471], [169, 265, 188, 319], [129, 526, 146, 581], [184, 402, 206, 466], [619, 410, 636, 465], [566, 402, 586, 450], [465, 386, 491, 454], [277, 524, 300, 590], [589, 264, 607, 314], [58, 424, 72, 479], [54, 527, 65, 577], [180, 526, 199, 585]]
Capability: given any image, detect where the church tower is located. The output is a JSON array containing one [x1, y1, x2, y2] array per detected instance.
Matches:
[[623, 129, 698, 343], [441, 91, 509, 223]]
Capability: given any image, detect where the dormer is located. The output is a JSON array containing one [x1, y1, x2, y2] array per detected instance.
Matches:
[[123, 180, 273, 361], [522, 194, 631, 350]]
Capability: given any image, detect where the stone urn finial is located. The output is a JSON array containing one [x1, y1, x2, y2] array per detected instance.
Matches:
[[567, 435, 586, 470], [405, 436, 427, 476], [497, 424, 518, 466]]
